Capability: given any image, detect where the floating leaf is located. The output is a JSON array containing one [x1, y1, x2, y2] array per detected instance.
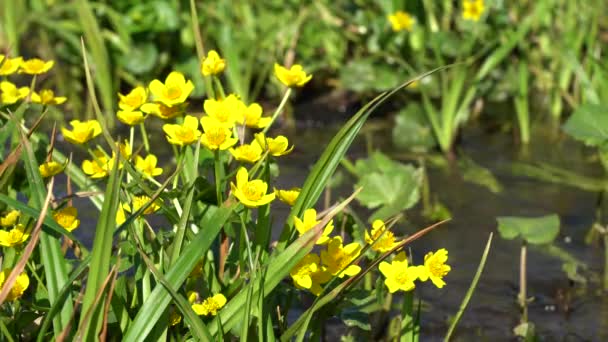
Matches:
[[562, 104, 608, 147], [458, 155, 503, 194], [392, 104, 437, 151], [496, 215, 560, 245]]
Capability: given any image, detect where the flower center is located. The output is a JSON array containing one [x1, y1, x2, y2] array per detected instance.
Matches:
[[164, 86, 182, 100], [429, 260, 448, 277], [175, 126, 195, 142], [243, 182, 263, 201], [206, 127, 227, 146], [395, 269, 412, 284]]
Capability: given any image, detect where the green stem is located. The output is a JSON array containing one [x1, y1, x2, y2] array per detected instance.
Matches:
[[519, 242, 528, 324], [213, 76, 226, 99], [139, 123, 150, 152], [400, 290, 417, 342], [262, 88, 292, 134], [214, 150, 223, 205], [604, 232, 608, 291]]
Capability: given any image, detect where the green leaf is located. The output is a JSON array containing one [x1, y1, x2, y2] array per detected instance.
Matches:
[[496, 215, 560, 245], [340, 310, 371, 331], [392, 104, 437, 151], [339, 58, 401, 92], [562, 104, 608, 147], [120, 43, 158, 75], [458, 155, 503, 194]]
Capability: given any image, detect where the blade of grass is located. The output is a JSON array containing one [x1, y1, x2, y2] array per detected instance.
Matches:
[[444, 233, 493, 341]]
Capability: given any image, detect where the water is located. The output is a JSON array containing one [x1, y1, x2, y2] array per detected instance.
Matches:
[[56, 110, 608, 340]]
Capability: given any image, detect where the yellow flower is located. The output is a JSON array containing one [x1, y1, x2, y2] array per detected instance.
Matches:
[[320, 236, 362, 278], [31, 89, 67, 105], [230, 167, 275, 208], [117, 110, 146, 126], [61, 120, 102, 145], [254, 133, 294, 157], [229, 140, 263, 163], [293, 208, 334, 245], [417, 248, 451, 288], [117, 195, 162, 225], [162, 115, 202, 146], [82, 149, 114, 179], [275, 188, 300, 206], [0, 224, 29, 247], [53, 206, 80, 232], [135, 154, 163, 178], [118, 86, 147, 111], [140, 102, 185, 120], [201, 50, 226, 76], [203, 94, 245, 127], [365, 220, 398, 253], [388, 11, 415, 32], [0, 81, 30, 104], [0, 269, 29, 301], [20, 58, 54, 75], [243, 103, 271, 129], [39, 160, 64, 178], [0, 210, 20, 227], [462, 0, 485, 21], [379, 252, 420, 293], [274, 63, 312, 87], [117, 140, 132, 161], [0, 55, 23, 75], [192, 294, 227, 316], [149, 71, 194, 107], [290, 253, 331, 296], [169, 308, 182, 326], [200, 116, 238, 151]]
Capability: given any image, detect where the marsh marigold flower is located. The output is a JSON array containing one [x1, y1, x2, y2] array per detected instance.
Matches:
[[388, 11, 415, 32], [365, 220, 399, 253], [135, 154, 163, 178], [53, 207, 80, 232], [192, 294, 227, 316], [290, 253, 331, 296], [200, 116, 238, 151], [229, 140, 263, 163], [141, 102, 185, 120], [201, 50, 226, 76], [275, 188, 300, 206], [379, 252, 420, 293], [20, 58, 54, 75], [82, 149, 114, 179], [230, 167, 275, 208], [118, 86, 147, 111], [39, 160, 64, 178], [0, 55, 23, 75], [1, 210, 20, 228], [163, 115, 202, 146], [417, 248, 451, 288], [1, 81, 30, 105], [149, 71, 194, 107], [0, 269, 29, 301], [203, 94, 245, 127], [321, 236, 362, 278], [31, 89, 67, 105], [255, 133, 294, 157], [61, 119, 102, 145], [294, 209, 334, 245], [243, 103, 271, 129], [274, 63, 312, 87], [462, 0, 485, 21], [116, 195, 161, 225], [117, 110, 146, 126], [0, 224, 29, 247]]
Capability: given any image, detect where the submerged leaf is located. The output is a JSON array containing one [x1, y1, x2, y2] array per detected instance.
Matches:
[[562, 104, 608, 147], [496, 214, 560, 244]]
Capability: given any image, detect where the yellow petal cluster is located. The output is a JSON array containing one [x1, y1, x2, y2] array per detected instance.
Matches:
[[462, 0, 485, 21], [200, 117, 238, 151], [0, 269, 29, 301], [20, 58, 54, 75], [149, 71, 194, 107], [230, 167, 275, 208], [0, 224, 29, 247], [1, 81, 30, 104], [201, 50, 226, 76], [320, 236, 362, 278], [229, 140, 263, 163], [135, 155, 163, 178], [0, 55, 23, 75], [417, 248, 451, 288], [255, 133, 293, 157], [82, 149, 114, 179], [53, 207, 80, 232], [61, 120, 102, 145], [365, 219, 399, 253], [243, 103, 271, 129], [192, 293, 227, 316], [290, 253, 331, 296], [117, 110, 146, 126], [118, 86, 148, 111], [163, 115, 202, 146], [293, 208, 334, 245], [31, 89, 66, 105], [1, 210, 20, 227], [275, 188, 300, 206], [203, 94, 245, 127], [141, 102, 185, 120], [39, 161, 64, 178], [388, 11, 415, 32], [274, 63, 312, 87], [379, 252, 420, 293], [116, 195, 161, 225]]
